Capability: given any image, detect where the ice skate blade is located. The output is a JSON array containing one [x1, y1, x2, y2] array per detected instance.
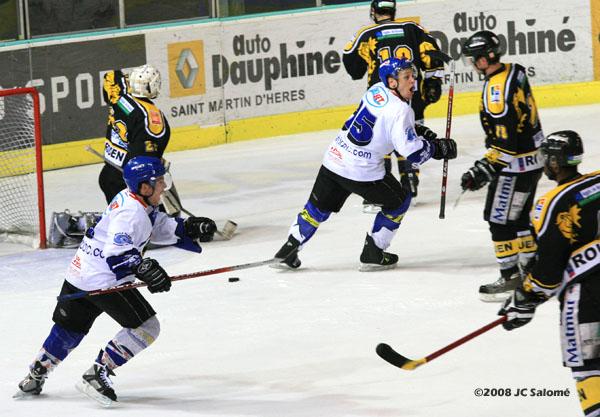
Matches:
[[479, 292, 512, 303], [270, 262, 299, 271], [13, 390, 42, 399], [75, 380, 114, 408], [359, 263, 398, 272]]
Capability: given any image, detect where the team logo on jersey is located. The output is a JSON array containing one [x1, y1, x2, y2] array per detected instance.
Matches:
[[114, 232, 133, 246], [490, 85, 502, 103], [405, 126, 418, 142], [556, 204, 582, 244], [367, 86, 388, 107]]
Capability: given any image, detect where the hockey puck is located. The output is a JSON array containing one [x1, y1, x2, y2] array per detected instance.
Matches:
[[228, 277, 240, 282]]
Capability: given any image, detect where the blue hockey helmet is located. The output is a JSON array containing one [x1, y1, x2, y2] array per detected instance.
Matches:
[[379, 57, 416, 89], [123, 156, 167, 193]]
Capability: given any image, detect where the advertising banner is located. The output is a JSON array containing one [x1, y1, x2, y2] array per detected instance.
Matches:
[[0, 36, 146, 145]]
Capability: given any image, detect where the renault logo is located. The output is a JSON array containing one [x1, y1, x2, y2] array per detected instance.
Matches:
[[175, 48, 199, 89], [168, 40, 206, 97]]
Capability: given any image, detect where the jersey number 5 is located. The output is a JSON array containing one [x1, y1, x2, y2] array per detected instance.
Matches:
[[343, 102, 377, 146]]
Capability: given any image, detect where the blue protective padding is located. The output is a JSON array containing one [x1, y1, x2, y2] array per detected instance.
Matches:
[[407, 140, 434, 165], [104, 340, 135, 367], [372, 196, 411, 233], [297, 202, 332, 242], [174, 217, 185, 239], [106, 248, 142, 280], [42, 324, 85, 361], [175, 235, 202, 253]]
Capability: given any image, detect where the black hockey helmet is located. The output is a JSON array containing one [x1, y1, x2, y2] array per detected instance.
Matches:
[[370, 0, 396, 22], [541, 130, 584, 168], [462, 31, 502, 64]]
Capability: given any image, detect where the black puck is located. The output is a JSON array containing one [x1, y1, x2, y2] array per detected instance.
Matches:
[[228, 277, 240, 282]]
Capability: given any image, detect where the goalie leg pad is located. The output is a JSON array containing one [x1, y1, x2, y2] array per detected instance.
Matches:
[[100, 315, 160, 369]]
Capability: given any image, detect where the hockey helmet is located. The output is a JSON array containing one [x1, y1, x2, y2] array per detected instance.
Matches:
[[462, 31, 502, 64], [129, 64, 161, 99], [541, 130, 584, 168], [123, 156, 170, 194], [379, 57, 416, 89], [370, 0, 396, 21]]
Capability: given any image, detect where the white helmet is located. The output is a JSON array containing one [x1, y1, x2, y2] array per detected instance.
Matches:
[[129, 64, 161, 99]]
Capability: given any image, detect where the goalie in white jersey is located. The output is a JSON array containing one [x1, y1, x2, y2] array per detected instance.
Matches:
[[16, 156, 213, 406], [274, 58, 457, 271]]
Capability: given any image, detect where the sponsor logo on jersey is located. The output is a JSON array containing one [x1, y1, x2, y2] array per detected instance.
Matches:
[[329, 146, 342, 160], [533, 197, 545, 221], [376, 28, 405, 39], [563, 295, 582, 366], [579, 183, 600, 200], [565, 240, 600, 280], [117, 97, 134, 115], [149, 110, 162, 125], [78, 241, 105, 258], [104, 141, 127, 167], [114, 232, 133, 246], [490, 84, 501, 103], [71, 255, 81, 269], [109, 200, 120, 211], [366, 86, 388, 107]]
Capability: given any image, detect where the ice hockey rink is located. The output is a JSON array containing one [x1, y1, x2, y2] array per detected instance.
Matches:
[[1, 103, 598, 416]]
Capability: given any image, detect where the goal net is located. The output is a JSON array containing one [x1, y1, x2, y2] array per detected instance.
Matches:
[[0, 87, 46, 248]]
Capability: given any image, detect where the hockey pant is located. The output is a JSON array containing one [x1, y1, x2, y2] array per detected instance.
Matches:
[[30, 281, 160, 375], [484, 170, 541, 275], [560, 279, 600, 416], [289, 166, 410, 251]]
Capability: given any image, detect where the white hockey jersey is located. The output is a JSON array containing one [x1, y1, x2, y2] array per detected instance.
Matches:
[[322, 82, 432, 182], [66, 189, 179, 291]]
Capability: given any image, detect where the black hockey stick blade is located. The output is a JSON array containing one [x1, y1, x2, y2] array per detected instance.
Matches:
[[425, 49, 453, 64], [376, 343, 427, 370]]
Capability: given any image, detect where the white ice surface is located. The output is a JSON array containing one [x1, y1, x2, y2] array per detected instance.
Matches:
[[2, 104, 599, 416]]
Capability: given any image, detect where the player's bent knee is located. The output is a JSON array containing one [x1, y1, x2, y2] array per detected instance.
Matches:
[[134, 315, 160, 346], [576, 376, 600, 416]]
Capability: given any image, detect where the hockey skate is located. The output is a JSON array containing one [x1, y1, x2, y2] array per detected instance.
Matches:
[[14, 361, 47, 398], [75, 362, 117, 407], [272, 235, 301, 270], [479, 271, 523, 302], [359, 234, 398, 272]]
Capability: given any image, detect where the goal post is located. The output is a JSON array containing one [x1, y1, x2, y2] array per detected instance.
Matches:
[[0, 87, 47, 249]]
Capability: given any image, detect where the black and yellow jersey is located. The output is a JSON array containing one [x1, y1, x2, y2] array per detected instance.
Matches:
[[342, 20, 443, 91], [526, 171, 600, 298], [102, 70, 170, 169], [480, 63, 544, 174]]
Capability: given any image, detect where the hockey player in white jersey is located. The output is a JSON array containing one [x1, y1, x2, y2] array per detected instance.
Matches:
[[274, 58, 457, 271], [15, 156, 214, 406]]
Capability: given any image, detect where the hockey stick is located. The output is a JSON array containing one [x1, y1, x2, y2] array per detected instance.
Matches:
[[438, 59, 456, 219], [57, 257, 278, 302], [376, 316, 507, 370], [84, 146, 237, 239]]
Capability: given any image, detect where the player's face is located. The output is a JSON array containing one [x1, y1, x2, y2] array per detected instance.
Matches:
[[395, 68, 415, 101], [146, 174, 171, 206], [468, 56, 488, 75]]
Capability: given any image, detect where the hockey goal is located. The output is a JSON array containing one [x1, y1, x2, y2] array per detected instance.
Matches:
[[0, 87, 46, 248]]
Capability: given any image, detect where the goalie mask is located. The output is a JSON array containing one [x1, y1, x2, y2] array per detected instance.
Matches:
[[129, 64, 161, 99]]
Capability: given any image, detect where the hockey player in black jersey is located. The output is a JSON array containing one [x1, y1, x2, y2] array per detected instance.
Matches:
[[343, 0, 444, 209], [461, 31, 544, 302], [498, 130, 600, 417], [100, 65, 171, 203]]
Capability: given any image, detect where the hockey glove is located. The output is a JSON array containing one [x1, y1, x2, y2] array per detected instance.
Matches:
[[498, 286, 545, 331], [461, 159, 496, 191], [415, 124, 438, 141], [399, 161, 420, 198], [184, 216, 217, 242], [135, 258, 171, 293], [430, 138, 457, 160], [422, 77, 442, 105]]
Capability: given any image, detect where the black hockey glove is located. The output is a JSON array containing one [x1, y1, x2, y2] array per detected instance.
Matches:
[[399, 160, 419, 198], [460, 159, 496, 191], [423, 77, 442, 105], [498, 286, 546, 331], [184, 216, 217, 242], [414, 124, 438, 141], [135, 258, 171, 293], [430, 138, 457, 160]]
